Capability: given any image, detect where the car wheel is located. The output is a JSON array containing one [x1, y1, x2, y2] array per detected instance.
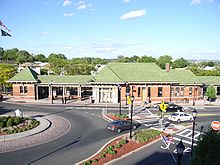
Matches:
[[117, 128, 121, 133], [133, 125, 137, 129], [177, 119, 181, 123]]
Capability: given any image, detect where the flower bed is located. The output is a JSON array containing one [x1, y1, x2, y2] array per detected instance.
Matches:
[[106, 113, 129, 121], [81, 129, 162, 165], [0, 116, 40, 135]]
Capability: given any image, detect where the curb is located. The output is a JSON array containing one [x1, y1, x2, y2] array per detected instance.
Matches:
[[0, 117, 50, 142]]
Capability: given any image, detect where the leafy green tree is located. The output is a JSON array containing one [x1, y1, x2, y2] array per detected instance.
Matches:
[[116, 55, 126, 63], [191, 130, 220, 165], [0, 47, 4, 61], [0, 63, 17, 92], [3, 48, 19, 61], [172, 57, 189, 68], [157, 55, 172, 69], [16, 50, 34, 63], [137, 55, 157, 63], [206, 85, 217, 101], [34, 54, 47, 62], [48, 53, 67, 62]]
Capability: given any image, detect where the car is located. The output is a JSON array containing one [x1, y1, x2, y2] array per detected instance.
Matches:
[[168, 112, 193, 123], [156, 102, 183, 112], [107, 120, 139, 133]]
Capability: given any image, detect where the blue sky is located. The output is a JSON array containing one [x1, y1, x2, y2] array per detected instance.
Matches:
[[0, 0, 220, 60]]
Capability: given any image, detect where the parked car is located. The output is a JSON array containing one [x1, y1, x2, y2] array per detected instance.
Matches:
[[107, 120, 139, 133], [168, 112, 193, 123]]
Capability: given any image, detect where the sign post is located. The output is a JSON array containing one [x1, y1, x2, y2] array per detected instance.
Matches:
[[159, 101, 167, 130]]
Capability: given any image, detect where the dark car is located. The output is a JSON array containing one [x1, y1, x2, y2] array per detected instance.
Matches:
[[159, 102, 183, 112], [107, 120, 139, 133]]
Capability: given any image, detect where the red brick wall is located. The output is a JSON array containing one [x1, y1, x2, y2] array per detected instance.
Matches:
[[13, 83, 35, 99]]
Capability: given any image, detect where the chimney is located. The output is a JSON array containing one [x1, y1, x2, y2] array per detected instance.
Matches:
[[165, 63, 170, 72]]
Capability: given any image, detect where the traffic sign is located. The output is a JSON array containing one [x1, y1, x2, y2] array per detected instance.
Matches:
[[211, 121, 220, 131], [160, 101, 167, 112]]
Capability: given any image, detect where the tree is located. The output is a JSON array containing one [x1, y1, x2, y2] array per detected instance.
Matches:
[[3, 48, 18, 61], [16, 50, 34, 63], [0, 47, 4, 61], [172, 57, 189, 69], [157, 55, 172, 69], [206, 85, 217, 101], [34, 54, 47, 62], [0, 63, 17, 92], [48, 53, 67, 62], [138, 55, 157, 63], [191, 130, 220, 165]]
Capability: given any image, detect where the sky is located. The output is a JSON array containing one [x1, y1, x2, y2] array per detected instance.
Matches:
[[0, 0, 220, 60]]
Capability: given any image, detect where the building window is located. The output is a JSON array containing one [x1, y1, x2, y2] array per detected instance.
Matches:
[[189, 87, 192, 97], [148, 87, 151, 97], [180, 87, 184, 96], [158, 87, 163, 97], [138, 87, 141, 97], [20, 85, 28, 93], [175, 87, 179, 97], [171, 87, 174, 97]]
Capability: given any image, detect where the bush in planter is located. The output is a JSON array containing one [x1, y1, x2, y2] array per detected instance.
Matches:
[[14, 117, 22, 125], [206, 85, 217, 102], [6, 118, 14, 127]]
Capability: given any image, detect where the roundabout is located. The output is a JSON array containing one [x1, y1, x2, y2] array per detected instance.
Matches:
[[0, 111, 71, 153]]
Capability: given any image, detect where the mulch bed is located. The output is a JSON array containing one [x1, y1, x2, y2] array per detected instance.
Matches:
[[81, 114, 163, 165]]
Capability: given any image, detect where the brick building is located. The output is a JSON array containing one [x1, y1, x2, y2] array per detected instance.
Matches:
[[8, 63, 213, 104]]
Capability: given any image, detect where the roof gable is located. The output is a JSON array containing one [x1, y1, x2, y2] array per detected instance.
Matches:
[[8, 67, 39, 83]]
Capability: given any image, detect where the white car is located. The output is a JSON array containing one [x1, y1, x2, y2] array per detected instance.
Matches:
[[168, 112, 193, 123]]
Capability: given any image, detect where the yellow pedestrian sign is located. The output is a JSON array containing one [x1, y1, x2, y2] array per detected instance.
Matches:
[[127, 96, 131, 105], [159, 101, 167, 112]]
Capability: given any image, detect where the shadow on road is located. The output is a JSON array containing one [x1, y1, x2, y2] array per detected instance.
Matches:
[[0, 105, 13, 115], [28, 136, 81, 165]]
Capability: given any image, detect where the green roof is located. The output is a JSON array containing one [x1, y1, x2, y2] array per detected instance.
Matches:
[[94, 63, 200, 84], [197, 76, 220, 85], [8, 67, 39, 83], [38, 75, 94, 84]]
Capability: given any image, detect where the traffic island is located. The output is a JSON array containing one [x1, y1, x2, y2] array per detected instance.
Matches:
[[78, 129, 164, 165]]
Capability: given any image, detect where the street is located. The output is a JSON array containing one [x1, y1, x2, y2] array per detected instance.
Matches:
[[0, 102, 220, 165]]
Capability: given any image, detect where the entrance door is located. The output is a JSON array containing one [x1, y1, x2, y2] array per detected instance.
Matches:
[[99, 88, 113, 103], [38, 87, 49, 99]]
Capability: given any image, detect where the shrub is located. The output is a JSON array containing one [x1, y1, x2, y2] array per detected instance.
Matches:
[[114, 144, 122, 148], [6, 118, 14, 127], [106, 146, 114, 152], [134, 130, 161, 143], [14, 117, 21, 125], [206, 85, 217, 100], [119, 139, 127, 145], [108, 150, 117, 154]]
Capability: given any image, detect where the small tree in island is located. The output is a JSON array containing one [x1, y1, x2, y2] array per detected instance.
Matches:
[[205, 85, 217, 102]]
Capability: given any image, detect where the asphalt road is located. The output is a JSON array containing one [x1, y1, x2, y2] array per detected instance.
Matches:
[[0, 103, 120, 165], [0, 103, 219, 165]]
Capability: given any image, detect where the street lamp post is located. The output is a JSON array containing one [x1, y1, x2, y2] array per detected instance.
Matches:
[[176, 139, 185, 165], [191, 108, 198, 156], [129, 95, 135, 139], [50, 81, 54, 104], [118, 85, 122, 115]]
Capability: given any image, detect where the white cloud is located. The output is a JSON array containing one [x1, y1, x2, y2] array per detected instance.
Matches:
[[64, 12, 74, 16], [190, 0, 201, 5], [76, 1, 92, 10], [43, 31, 51, 35], [63, 0, 72, 7], [123, 0, 131, 3], [120, 9, 146, 20]]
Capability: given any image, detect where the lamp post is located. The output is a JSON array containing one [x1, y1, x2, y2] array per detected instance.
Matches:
[[191, 108, 198, 156], [176, 139, 185, 165], [129, 95, 135, 139], [118, 85, 122, 115], [50, 81, 54, 104]]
